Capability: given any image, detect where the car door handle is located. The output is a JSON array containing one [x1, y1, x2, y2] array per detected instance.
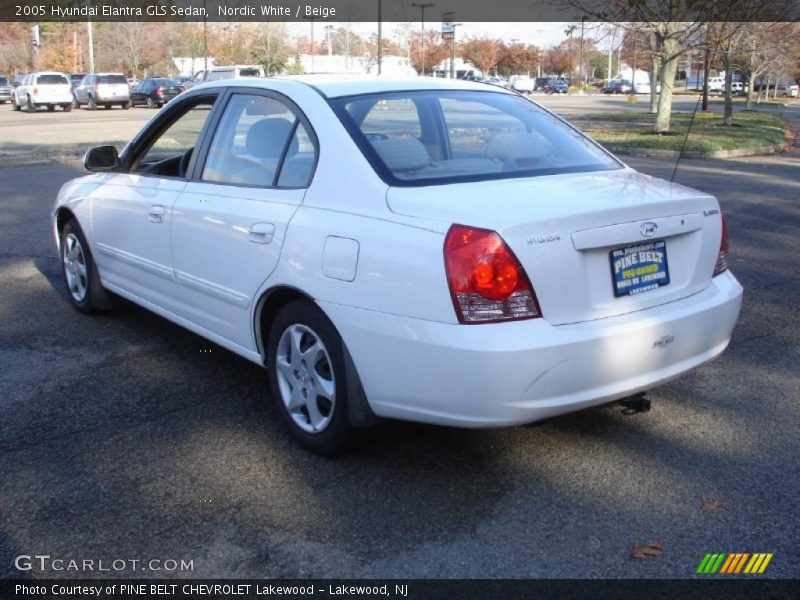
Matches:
[[148, 205, 166, 223], [248, 222, 275, 244]]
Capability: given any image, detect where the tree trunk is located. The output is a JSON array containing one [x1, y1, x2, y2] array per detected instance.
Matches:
[[649, 54, 659, 113], [655, 35, 680, 133], [722, 47, 734, 125], [745, 71, 756, 110]]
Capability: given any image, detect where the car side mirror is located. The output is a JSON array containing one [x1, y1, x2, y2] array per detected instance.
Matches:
[[84, 146, 119, 172]]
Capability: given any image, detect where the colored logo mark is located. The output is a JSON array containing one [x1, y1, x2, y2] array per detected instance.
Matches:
[[697, 553, 773, 574]]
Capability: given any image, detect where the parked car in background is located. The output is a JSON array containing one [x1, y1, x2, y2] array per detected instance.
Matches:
[[0, 76, 12, 103], [602, 79, 632, 94], [478, 76, 510, 89], [12, 72, 72, 112], [509, 76, 534, 94], [533, 77, 551, 91], [130, 78, 184, 108], [69, 73, 86, 97], [545, 80, 569, 94], [184, 65, 265, 89], [778, 84, 798, 97], [73, 73, 131, 110]]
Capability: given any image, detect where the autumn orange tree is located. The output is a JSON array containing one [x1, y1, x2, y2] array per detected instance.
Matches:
[[497, 42, 540, 77], [459, 36, 504, 76], [410, 30, 450, 75]]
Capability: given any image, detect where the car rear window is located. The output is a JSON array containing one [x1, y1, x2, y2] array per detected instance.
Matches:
[[37, 74, 69, 85], [237, 68, 261, 78], [98, 75, 128, 84], [208, 69, 234, 81], [330, 90, 621, 186], [152, 79, 178, 86], [0, 77, 7, 85]]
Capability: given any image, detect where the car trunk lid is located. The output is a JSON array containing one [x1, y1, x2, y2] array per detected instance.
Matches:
[[387, 168, 723, 325]]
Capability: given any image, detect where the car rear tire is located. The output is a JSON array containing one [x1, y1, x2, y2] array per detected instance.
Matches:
[[104, 104, 111, 110], [62, 104, 72, 112], [11, 98, 20, 111], [47, 104, 55, 112], [267, 300, 353, 455], [26, 96, 35, 112], [122, 101, 131, 110], [72, 95, 79, 109], [60, 219, 113, 314], [146, 97, 155, 109], [87, 96, 96, 111]]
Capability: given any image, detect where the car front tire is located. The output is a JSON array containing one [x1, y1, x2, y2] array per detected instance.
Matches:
[[267, 300, 352, 454], [146, 97, 155, 109], [60, 219, 112, 314], [11, 98, 20, 111], [87, 96, 96, 111]]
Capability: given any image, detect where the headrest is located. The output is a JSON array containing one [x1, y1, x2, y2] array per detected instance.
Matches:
[[370, 137, 430, 172], [485, 131, 550, 161], [245, 118, 298, 160]]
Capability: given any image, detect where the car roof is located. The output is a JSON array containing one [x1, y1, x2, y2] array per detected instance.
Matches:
[[196, 75, 516, 99]]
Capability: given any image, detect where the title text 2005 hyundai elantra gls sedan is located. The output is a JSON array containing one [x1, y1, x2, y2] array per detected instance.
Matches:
[[53, 76, 743, 453]]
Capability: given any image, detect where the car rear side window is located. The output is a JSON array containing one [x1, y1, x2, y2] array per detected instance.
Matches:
[[331, 90, 621, 186], [237, 68, 261, 78], [208, 69, 234, 81], [201, 94, 316, 188], [37, 74, 69, 85]]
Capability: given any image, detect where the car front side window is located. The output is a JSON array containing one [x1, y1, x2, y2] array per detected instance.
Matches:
[[131, 98, 216, 178]]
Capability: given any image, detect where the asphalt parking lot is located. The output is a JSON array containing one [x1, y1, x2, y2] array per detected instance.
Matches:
[[0, 95, 798, 580]]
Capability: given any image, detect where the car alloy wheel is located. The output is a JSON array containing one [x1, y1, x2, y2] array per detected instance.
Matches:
[[267, 300, 354, 454], [275, 323, 336, 434], [60, 219, 112, 313], [63, 232, 89, 303], [88, 96, 96, 110]]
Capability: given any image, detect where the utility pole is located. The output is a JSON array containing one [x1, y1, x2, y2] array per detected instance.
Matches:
[[203, 0, 208, 72], [579, 17, 586, 88], [412, 2, 434, 75], [377, 0, 382, 75], [87, 21, 95, 73]]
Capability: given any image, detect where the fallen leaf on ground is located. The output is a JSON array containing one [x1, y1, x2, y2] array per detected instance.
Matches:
[[701, 500, 726, 512], [631, 540, 664, 559]]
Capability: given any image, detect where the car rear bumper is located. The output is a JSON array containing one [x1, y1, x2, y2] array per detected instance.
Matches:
[[32, 93, 72, 104], [321, 271, 743, 427]]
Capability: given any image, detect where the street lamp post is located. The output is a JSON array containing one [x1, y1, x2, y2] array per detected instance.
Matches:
[[303, 15, 316, 73], [448, 23, 461, 79], [411, 2, 434, 75]]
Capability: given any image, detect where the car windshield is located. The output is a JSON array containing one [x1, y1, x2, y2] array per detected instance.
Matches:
[[98, 75, 128, 84], [0, 77, 7, 85], [37, 74, 69, 85], [331, 90, 620, 186]]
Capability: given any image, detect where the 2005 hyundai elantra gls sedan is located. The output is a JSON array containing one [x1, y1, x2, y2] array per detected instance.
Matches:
[[53, 76, 743, 453]]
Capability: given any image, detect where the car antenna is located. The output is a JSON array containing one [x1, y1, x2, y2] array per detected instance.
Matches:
[[671, 90, 704, 182]]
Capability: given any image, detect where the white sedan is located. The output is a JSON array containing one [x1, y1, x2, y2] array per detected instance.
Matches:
[[53, 76, 743, 453]]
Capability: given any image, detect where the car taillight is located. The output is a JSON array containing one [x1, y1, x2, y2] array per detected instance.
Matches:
[[444, 224, 541, 324], [155, 86, 163, 95], [178, 86, 185, 93], [713, 212, 729, 276], [33, 86, 38, 95]]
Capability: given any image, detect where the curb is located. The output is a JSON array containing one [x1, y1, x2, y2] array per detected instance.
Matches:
[[605, 144, 788, 159]]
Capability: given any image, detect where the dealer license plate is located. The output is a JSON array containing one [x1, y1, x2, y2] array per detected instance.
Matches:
[[610, 240, 670, 297]]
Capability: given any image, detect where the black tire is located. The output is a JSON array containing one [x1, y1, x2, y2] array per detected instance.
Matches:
[[62, 104, 72, 112], [266, 300, 353, 454], [47, 104, 55, 112], [60, 219, 112, 314], [72, 95, 79, 109], [11, 98, 20, 111], [104, 104, 111, 110], [122, 101, 131, 110], [88, 96, 96, 111], [27, 96, 35, 112], [146, 96, 154, 109]]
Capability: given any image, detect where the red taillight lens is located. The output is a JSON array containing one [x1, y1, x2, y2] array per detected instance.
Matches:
[[155, 87, 163, 95], [713, 213, 729, 276], [179, 86, 185, 93], [444, 224, 541, 324], [33, 86, 39, 94]]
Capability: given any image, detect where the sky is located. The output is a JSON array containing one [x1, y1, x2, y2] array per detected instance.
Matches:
[[282, 21, 590, 49]]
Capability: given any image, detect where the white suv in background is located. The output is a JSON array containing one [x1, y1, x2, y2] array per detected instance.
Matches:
[[12, 71, 73, 112], [184, 65, 265, 89]]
